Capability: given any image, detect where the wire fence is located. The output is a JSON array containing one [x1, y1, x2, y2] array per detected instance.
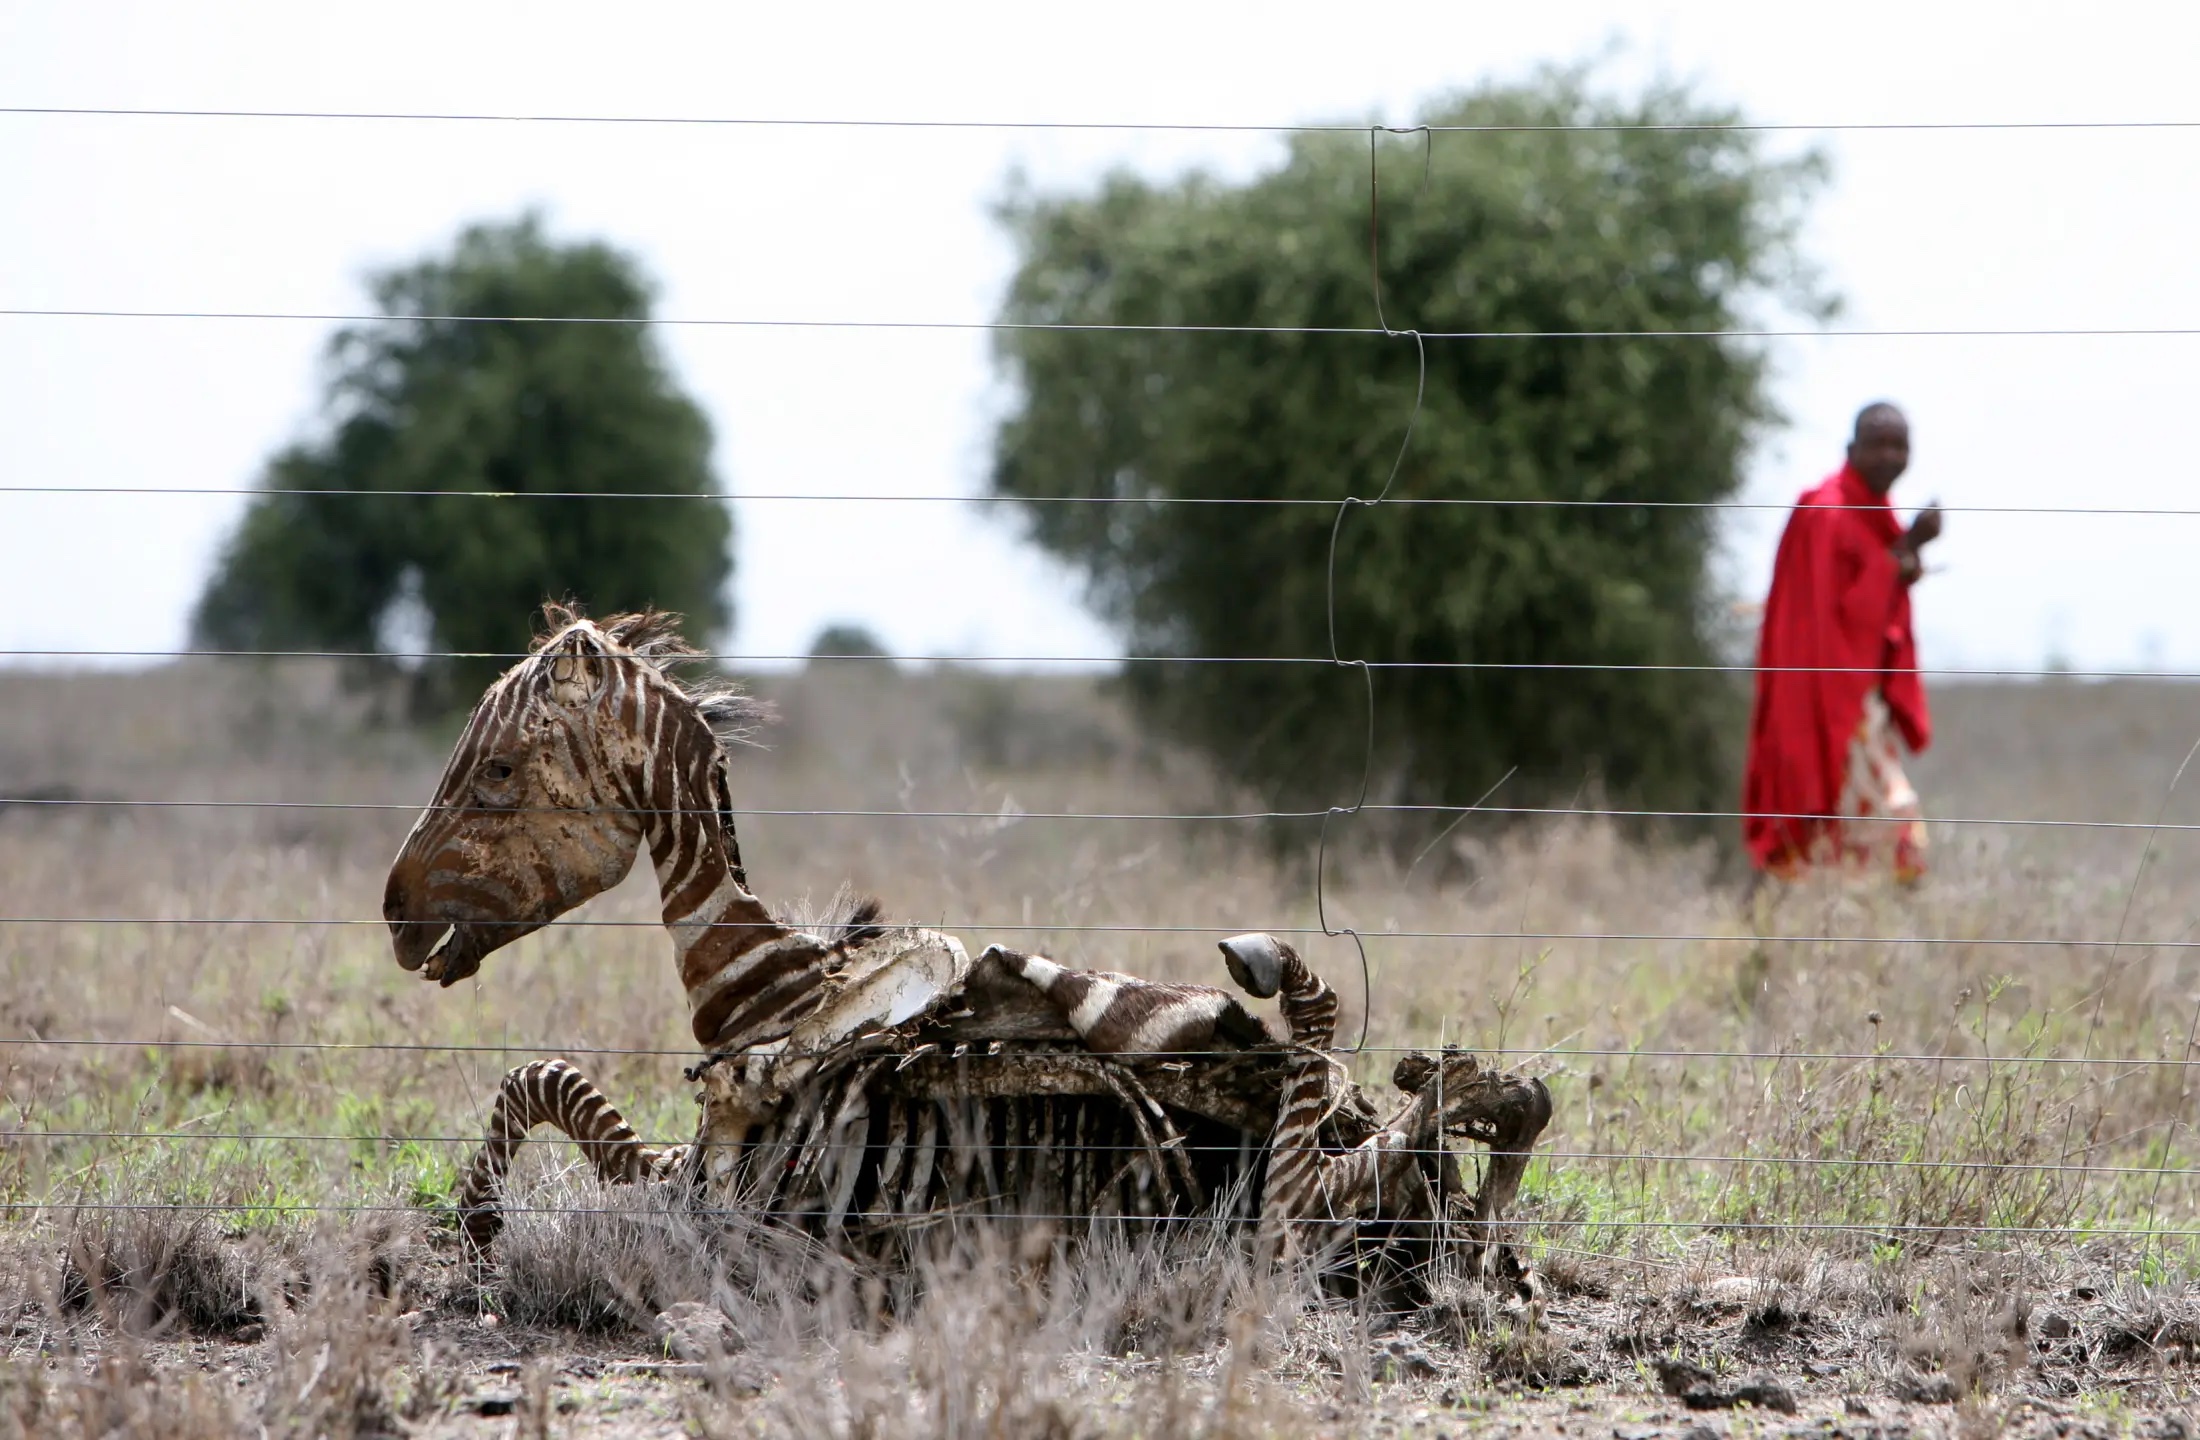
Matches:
[[13, 795, 2200, 833], [16, 307, 2200, 341], [4, 103, 2199, 1254], [15, 483, 2200, 515], [1, 918, 2198, 950], [12, 105, 2200, 132], [3, 1131, 2192, 1182], [8, 648, 2200, 679], [0, 1037, 2189, 1068], [10, 648, 2200, 680]]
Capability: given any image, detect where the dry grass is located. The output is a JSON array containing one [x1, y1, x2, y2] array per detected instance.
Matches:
[[1, 660, 2198, 1433]]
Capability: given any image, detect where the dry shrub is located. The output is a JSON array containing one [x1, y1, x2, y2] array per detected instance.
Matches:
[[723, 1223, 1309, 1440], [1895, 1292, 2029, 1400], [491, 1174, 728, 1332], [43, 1201, 422, 1346], [2100, 1275, 2200, 1367], [255, 1233, 417, 1440], [0, 1228, 419, 1440], [164, 1046, 280, 1101], [1074, 1219, 1270, 1358], [1860, 1253, 2034, 1407], [0, 1351, 242, 1440], [55, 1206, 266, 1337], [1423, 1280, 1593, 1390]]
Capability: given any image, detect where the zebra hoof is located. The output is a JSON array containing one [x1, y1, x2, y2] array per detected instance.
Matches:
[[1218, 933, 1285, 998]]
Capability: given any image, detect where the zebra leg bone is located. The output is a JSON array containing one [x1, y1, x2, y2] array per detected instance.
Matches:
[[458, 1058, 670, 1257], [1393, 1047, 1554, 1298]]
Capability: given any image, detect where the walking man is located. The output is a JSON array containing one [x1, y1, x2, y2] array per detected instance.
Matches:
[[1744, 402, 1942, 883]]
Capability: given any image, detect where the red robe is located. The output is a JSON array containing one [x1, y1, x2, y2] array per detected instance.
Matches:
[[1743, 464, 1929, 871]]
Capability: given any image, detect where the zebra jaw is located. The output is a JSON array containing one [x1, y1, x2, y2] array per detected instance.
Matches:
[[419, 924, 493, 987]]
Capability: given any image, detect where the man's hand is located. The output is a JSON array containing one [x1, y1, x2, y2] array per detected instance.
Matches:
[[1906, 501, 1943, 550], [1892, 500, 1941, 584]]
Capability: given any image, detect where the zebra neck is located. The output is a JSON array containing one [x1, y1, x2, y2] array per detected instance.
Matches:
[[646, 809, 800, 1048]]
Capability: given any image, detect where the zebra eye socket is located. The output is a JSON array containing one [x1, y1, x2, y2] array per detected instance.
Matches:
[[480, 760, 516, 784]]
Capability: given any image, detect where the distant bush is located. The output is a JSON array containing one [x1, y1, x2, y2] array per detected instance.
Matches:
[[806, 623, 896, 668], [989, 70, 1831, 830], [192, 213, 732, 711]]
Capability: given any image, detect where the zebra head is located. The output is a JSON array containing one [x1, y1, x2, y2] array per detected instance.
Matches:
[[383, 606, 763, 987]]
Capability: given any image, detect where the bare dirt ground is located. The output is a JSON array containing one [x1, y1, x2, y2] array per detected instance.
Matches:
[[1, 663, 2197, 1436]]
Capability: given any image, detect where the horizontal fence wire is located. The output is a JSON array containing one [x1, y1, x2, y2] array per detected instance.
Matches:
[[11, 310, 2200, 343], [7, 484, 2200, 518], [11, 106, 2200, 133], [2, 648, 2196, 681], [2, 918, 2197, 948], [0, 1038, 2190, 1067], [8, 796, 2200, 834], [0, 1132, 2188, 1179], [0, 1201, 2182, 1241]]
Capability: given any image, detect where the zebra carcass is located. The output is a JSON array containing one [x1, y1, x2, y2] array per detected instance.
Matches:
[[383, 609, 1554, 1302]]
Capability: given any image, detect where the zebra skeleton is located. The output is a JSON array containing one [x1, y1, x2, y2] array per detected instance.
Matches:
[[458, 932, 1552, 1300]]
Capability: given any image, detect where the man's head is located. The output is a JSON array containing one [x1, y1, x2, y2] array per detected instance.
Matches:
[[1847, 402, 1910, 494]]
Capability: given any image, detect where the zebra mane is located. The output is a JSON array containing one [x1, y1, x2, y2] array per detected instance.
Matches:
[[529, 601, 774, 749]]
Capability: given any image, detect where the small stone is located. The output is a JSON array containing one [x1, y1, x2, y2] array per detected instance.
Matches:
[[1654, 1358, 1717, 1397], [652, 1301, 737, 1362], [1704, 1277, 1766, 1308], [1374, 1341, 1441, 1381], [1892, 1370, 1960, 1405], [1682, 1426, 1721, 1440], [1728, 1374, 1796, 1414], [704, 1357, 774, 1397], [477, 1312, 501, 1331]]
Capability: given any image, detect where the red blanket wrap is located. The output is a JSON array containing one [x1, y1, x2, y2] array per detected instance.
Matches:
[[1743, 464, 1929, 871]]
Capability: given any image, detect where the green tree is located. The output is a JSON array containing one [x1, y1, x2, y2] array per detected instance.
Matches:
[[990, 72, 1830, 831], [193, 213, 731, 705], [807, 623, 896, 669]]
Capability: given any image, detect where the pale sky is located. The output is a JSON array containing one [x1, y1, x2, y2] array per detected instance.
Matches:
[[3, 2, 2197, 675]]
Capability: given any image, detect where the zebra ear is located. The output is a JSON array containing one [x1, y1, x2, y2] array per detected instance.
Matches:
[[543, 627, 612, 708]]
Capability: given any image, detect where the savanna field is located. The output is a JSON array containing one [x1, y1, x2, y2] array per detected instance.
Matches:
[[2, 660, 2198, 1437]]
